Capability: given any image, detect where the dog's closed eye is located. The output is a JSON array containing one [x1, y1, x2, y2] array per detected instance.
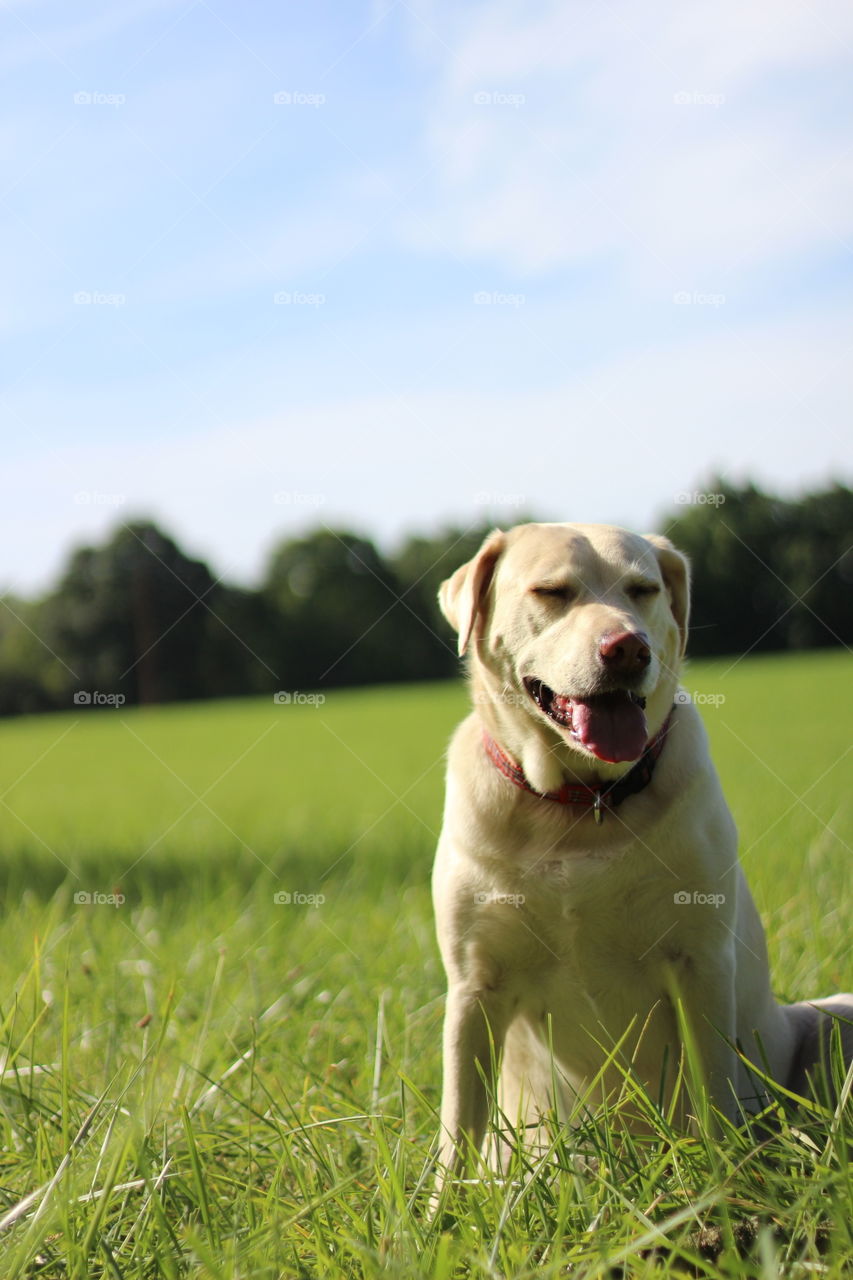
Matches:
[[625, 581, 661, 600], [530, 584, 575, 601]]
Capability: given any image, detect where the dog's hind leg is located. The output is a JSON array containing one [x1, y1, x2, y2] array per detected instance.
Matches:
[[783, 994, 853, 1103]]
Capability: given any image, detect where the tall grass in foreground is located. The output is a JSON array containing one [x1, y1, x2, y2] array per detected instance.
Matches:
[[1, 887, 850, 1279], [0, 652, 850, 1276]]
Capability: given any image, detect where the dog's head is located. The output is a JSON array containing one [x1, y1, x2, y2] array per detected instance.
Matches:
[[440, 522, 689, 788]]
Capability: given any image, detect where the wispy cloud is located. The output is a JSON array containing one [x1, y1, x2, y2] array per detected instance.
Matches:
[[3, 300, 849, 593], [398, 0, 853, 277], [0, 0, 850, 593], [0, 0, 190, 75]]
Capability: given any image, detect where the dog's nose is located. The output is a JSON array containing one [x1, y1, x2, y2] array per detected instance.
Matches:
[[599, 630, 651, 674]]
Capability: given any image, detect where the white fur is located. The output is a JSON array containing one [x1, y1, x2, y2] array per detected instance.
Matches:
[[433, 522, 851, 1177]]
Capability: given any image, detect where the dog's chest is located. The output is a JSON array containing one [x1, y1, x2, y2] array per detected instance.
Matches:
[[487, 848, 670, 964], [511, 832, 643, 903]]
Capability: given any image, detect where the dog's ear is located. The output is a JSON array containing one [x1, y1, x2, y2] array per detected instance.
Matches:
[[644, 534, 690, 656], [439, 529, 506, 656]]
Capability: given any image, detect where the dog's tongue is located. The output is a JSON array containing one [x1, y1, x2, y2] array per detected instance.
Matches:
[[566, 695, 648, 764]]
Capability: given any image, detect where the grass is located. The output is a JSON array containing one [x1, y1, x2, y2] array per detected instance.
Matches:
[[0, 651, 850, 1277]]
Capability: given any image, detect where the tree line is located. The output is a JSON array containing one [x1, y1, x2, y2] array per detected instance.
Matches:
[[0, 480, 850, 716]]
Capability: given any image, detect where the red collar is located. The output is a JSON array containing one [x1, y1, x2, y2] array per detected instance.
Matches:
[[482, 708, 674, 823]]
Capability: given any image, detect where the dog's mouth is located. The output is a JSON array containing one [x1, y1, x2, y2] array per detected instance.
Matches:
[[524, 677, 649, 764]]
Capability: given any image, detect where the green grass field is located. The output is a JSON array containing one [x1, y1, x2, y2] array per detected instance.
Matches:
[[0, 651, 850, 1277]]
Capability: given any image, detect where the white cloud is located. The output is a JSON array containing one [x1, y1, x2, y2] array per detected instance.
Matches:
[[3, 302, 849, 594], [1, 0, 850, 605], [397, 0, 853, 279]]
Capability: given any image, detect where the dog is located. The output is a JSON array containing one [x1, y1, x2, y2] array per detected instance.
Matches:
[[432, 522, 851, 1177]]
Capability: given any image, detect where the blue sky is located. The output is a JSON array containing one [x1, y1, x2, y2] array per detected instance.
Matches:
[[2, 0, 852, 594]]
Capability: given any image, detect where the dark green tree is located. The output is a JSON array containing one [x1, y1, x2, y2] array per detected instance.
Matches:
[[391, 522, 501, 676], [262, 528, 439, 689], [41, 522, 226, 706], [0, 595, 62, 715], [780, 484, 853, 649], [662, 480, 853, 656]]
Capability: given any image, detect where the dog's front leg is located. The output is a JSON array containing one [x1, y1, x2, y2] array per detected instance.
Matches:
[[689, 998, 740, 1126], [661, 949, 740, 1127], [436, 981, 508, 1181]]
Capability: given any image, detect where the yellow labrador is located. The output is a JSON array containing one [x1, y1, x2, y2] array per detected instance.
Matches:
[[433, 522, 851, 1175]]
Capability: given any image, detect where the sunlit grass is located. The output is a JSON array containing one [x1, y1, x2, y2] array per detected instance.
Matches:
[[0, 651, 849, 1276]]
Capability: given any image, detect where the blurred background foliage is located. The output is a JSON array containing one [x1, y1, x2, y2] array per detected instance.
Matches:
[[0, 480, 850, 716]]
